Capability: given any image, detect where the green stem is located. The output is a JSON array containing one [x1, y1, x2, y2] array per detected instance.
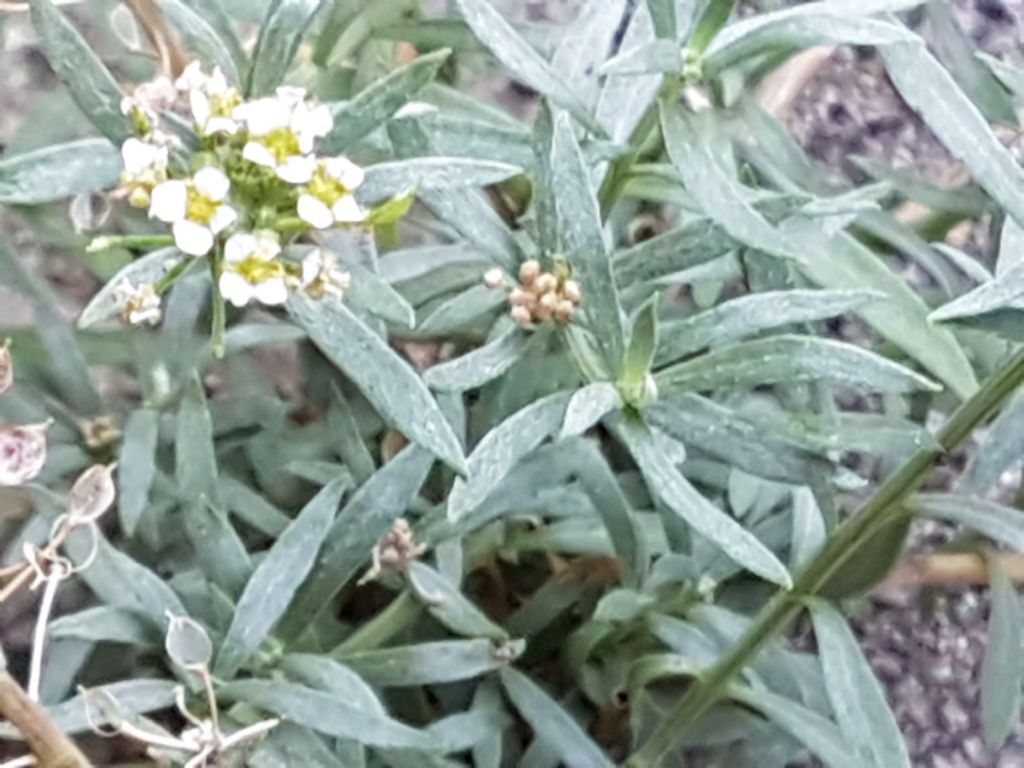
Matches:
[[209, 247, 226, 359], [627, 350, 1024, 768], [86, 234, 174, 252], [154, 257, 195, 294], [331, 590, 421, 656]]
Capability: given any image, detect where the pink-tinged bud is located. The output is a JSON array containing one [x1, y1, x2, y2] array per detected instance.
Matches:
[[509, 288, 536, 308], [0, 422, 49, 486], [510, 305, 532, 327], [483, 268, 506, 289], [554, 299, 576, 322], [519, 260, 541, 286], [538, 292, 559, 311], [0, 343, 10, 395], [561, 279, 581, 304], [68, 464, 117, 524], [534, 273, 558, 295]]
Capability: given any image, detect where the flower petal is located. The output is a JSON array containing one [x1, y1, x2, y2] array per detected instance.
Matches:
[[327, 156, 365, 190], [276, 155, 317, 185], [193, 167, 230, 200], [243, 142, 277, 169], [189, 90, 211, 129], [121, 138, 164, 175], [237, 98, 288, 135], [253, 277, 289, 306], [149, 180, 188, 222], [173, 220, 214, 256], [298, 195, 334, 229], [225, 232, 256, 264], [209, 205, 238, 235], [333, 195, 367, 224], [220, 271, 254, 307]]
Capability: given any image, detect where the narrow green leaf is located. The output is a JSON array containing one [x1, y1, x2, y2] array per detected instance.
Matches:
[[600, 40, 681, 76], [20, 680, 176, 737], [118, 408, 160, 537], [560, 382, 622, 438], [247, 0, 322, 96], [29, 0, 133, 142], [979, 52, 1024, 103], [728, 685, 858, 768], [808, 598, 911, 768], [656, 289, 878, 365], [965, 395, 1024, 493], [981, 555, 1022, 750], [416, 285, 506, 337], [905, 494, 1024, 551], [425, 328, 536, 392], [689, 0, 738, 54], [343, 260, 415, 328], [160, 0, 241, 82], [613, 417, 792, 587], [552, 112, 626, 371], [176, 373, 220, 503], [622, 293, 659, 385], [221, 475, 291, 537], [612, 219, 736, 287], [359, 158, 522, 203], [499, 667, 615, 768], [340, 639, 524, 687], [322, 49, 451, 154], [550, 0, 628, 109], [930, 262, 1024, 323], [645, 0, 677, 40], [216, 479, 347, 678], [282, 654, 384, 714], [289, 294, 466, 474], [407, 561, 508, 640], [48, 607, 157, 647], [449, 391, 572, 520], [222, 680, 439, 749], [184, 0, 248, 76], [655, 335, 940, 395], [661, 102, 795, 259], [283, 445, 434, 635], [595, 2, 662, 146], [454, 0, 604, 136], [0, 140, 120, 204], [327, 387, 376, 485], [882, 40, 1024, 230]]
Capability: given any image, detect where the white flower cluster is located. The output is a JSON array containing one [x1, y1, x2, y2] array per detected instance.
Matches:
[[112, 63, 363, 325]]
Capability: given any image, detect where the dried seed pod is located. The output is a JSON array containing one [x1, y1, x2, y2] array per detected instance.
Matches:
[[68, 464, 117, 524], [0, 343, 11, 396], [165, 614, 213, 671], [534, 273, 558, 295], [562, 279, 582, 305], [519, 259, 541, 286], [511, 305, 533, 327], [0, 422, 49, 486], [483, 267, 507, 289]]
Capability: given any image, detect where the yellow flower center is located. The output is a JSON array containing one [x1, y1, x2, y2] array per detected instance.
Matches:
[[262, 129, 301, 163], [234, 256, 285, 284], [308, 167, 349, 206], [211, 91, 242, 118], [187, 189, 220, 225]]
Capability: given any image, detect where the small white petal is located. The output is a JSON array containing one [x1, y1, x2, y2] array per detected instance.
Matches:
[[209, 205, 238, 235], [254, 232, 281, 260], [193, 167, 230, 200], [276, 155, 317, 184], [301, 251, 323, 285], [173, 220, 214, 256], [225, 232, 257, 264], [175, 62, 206, 91], [189, 90, 211, 129], [220, 271, 255, 307], [297, 195, 334, 229], [306, 104, 334, 138], [253, 277, 289, 306], [149, 180, 188, 222], [326, 156, 365, 189], [276, 86, 307, 104], [207, 67, 229, 95], [243, 142, 277, 169], [333, 195, 367, 224], [122, 138, 163, 174], [205, 117, 238, 135], [239, 98, 289, 135]]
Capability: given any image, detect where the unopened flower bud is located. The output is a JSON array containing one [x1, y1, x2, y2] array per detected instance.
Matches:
[[554, 299, 576, 322], [534, 273, 558, 295], [483, 268, 506, 289], [562, 279, 582, 304], [0, 422, 49, 486], [519, 260, 541, 286], [510, 305, 533, 327], [539, 292, 559, 311], [509, 288, 534, 308], [0, 342, 11, 395]]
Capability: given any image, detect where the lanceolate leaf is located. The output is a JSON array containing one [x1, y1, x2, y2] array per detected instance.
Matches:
[[289, 294, 466, 474], [0, 140, 120, 205], [340, 639, 525, 687], [216, 479, 347, 678], [160, 0, 241, 82], [359, 158, 523, 203], [322, 49, 452, 154], [622, 293, 659, 386], [118, 408, 160, 537], [29, 0, 133, 142], [655, 335, 940, 395], [882, 40, 1024, 230], [560, 382, 622, 438], [612, 417, 792, 587], [499, 667, 615, 768], [425, 328, 538, 392], [449, 391, 573, 520], [808, 599, 911, 768], [930, 261, 1024, 323], [455, 0, 604, 136], [980, 555, 1022, 750], [551, 112, 626, 373], [550, 0, 628, 109], [247, 0, 322, 95], [407, 561, 509, 640], [905, 494, 1024, 551], [965, 395, 1024, 492]]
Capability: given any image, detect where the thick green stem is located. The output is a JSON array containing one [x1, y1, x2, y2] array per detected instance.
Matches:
[[627, 350, 1024, 767], [209, 247, 226, 359], [86, 234, 174, 253]]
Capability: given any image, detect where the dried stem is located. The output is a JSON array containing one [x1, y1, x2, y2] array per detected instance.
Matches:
[[122, 0, 189, 78], [875, 552, 1024, 591], [27, 575, 62, 702], [0, 671, 90, 767]]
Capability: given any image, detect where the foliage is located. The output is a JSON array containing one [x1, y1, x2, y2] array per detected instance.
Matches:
[[1, 0, 1024, 765]]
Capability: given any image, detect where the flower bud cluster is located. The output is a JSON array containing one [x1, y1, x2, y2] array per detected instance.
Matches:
[[486, 260, 581, 327]]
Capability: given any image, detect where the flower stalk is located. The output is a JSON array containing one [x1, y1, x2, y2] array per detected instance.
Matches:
[[627, 349, 1024, 767]]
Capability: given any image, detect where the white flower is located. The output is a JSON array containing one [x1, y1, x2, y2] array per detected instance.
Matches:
[[296, 157, 367, 229], [0, 422, 49, 486], [121, 76, 178, 136], [219, 232, 289, 307], [301, 249, 351, 300], [0, 342, 11, 395], [149, 167, 238, 256], [113, 280, 162, 326], [119, 138, 168, 208], [175, 62, 242, 136], [234, 87, 332, 184]]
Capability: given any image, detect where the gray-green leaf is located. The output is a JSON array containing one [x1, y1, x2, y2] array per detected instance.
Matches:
[[247, 0, 322, 96], [118, 408, 160, 537], [359, 158, 522, 203], [0, 140, 120, 205], [980, 555, 1022, 750]]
